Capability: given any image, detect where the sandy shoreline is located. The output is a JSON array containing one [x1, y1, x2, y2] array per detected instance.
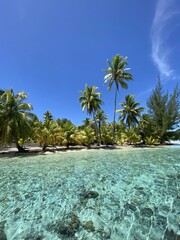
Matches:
[[0, 142, 179, 157]]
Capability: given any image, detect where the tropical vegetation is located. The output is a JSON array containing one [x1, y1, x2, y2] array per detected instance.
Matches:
[[0, 54, 179, 152], [104, 54, 133, 140]]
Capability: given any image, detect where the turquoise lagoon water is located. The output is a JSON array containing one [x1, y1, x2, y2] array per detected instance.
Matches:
[[0, 147, 180, 240]]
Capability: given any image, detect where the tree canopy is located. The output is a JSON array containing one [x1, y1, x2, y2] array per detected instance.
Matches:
[[147, 80, 180, 143]]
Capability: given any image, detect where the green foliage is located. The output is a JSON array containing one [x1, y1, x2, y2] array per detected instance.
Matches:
[[101, 124, 113, 145], [43, 111, 53, 122], [123, 129, 141, 144], [79, 85, 103, 115], [147, 79, 180, 143], [117, 94, 144, 129], [78, 126, 95, 148], [33, 120, 59, 150], [79, 85, 103, 145], [95, 110, 107, 144], [0, 89, 36, 151], [58, 122, 78, 149], [104, 54, 133, 140], [145, 136, 157, 145]]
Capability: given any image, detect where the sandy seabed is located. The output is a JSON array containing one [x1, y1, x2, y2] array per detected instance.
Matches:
[[0, 145, 180, 239]]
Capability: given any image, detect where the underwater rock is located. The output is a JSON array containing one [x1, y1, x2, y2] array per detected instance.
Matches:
[[84, 220, 95, 232], [164, 228, 180, 240], [140, 207, 154, 217], [124, 202, 137, 212], [0, 229, 7, 240], [14, 207, 21, 214], [70, 214, 80, 230], [84, 190, 99, 199], [48, 214, 80, 237], [57, 223, 69, 235], [24, 231, 44, 240]]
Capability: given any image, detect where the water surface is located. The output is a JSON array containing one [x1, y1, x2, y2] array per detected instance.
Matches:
[[0, 147, 180, 239]]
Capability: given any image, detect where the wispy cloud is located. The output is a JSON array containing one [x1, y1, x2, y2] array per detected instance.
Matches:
[[151, 0, 179, 79]]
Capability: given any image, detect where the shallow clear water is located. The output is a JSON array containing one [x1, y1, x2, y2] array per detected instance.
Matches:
[[0, 147, 180, 240]]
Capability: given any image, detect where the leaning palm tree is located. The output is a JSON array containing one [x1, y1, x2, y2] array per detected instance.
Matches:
[[79, 84, 103, 145], [104, 54, 133, 140], [117, 95, 144, 130], [0, 89, 35, 152]]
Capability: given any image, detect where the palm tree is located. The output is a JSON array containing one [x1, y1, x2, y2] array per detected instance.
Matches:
[[117, 95, 144, 129], [43, 111, 53, 122], [104, 54, 133, 140], [79, 84, 103, 145], [95, 110, 107, 144], [34, 120, 59, 151], [82, 118, 93, 127], [58, 122, 77, 149], [78, 126, 95, 149], [0, 89, 35, 152]]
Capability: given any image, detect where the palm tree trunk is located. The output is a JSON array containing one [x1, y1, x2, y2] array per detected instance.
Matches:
[[93, 111, 100, 146], [16, 143, 27, 152], [42, 144, 47, 152], [113, 88, 118, 142], [99, 122, 102, 144]]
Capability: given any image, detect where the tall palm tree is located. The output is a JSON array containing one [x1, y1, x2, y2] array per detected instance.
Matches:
[[117, 94, 144, 129], [104, 54, 133, 140], [0, 89, 35, 152], [79, 84, 103, 145]]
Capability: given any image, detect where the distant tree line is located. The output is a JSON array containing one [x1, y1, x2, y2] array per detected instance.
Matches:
[[0, 55, 179, 152]]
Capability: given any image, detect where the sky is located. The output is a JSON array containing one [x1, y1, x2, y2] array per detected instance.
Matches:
[[0, 0, 180, 125]]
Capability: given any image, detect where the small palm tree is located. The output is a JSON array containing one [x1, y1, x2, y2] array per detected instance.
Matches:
[[43, 111, 53, 122], [57, 122, 77, 149], [95, 110, 108, 144], [82, 118, 93, 128], [117, 95, 144, 129], [78, 126, 95, 149], [104, 54, 133, 140], [0, 89, 35, 152], [34, 120, 59, 151], [79, 84, 103, 145]]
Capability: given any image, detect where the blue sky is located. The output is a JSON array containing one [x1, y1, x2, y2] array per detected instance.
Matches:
[[0, 0, 180, 125]]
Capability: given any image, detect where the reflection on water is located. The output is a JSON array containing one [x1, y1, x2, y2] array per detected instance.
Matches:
[[0, 147, 180, 239]]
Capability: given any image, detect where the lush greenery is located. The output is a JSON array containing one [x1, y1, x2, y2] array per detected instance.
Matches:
[[104, 55, 133, 140], [0, 55, 179, 152]]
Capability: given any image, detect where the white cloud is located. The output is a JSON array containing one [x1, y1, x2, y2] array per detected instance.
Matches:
[[151, 0, 179, 79]]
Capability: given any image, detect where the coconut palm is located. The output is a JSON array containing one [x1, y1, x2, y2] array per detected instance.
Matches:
[[95, 110, 108, 144], [0, 89, 35, 152], [33, 120, 59, 151], [82, 118, 93, 127], [78, 126, 95, 149], [104, 54, 133, 140], [79, 84, 103, 145], [43, 111, 53, 122], [117, 95, 144, 129]]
